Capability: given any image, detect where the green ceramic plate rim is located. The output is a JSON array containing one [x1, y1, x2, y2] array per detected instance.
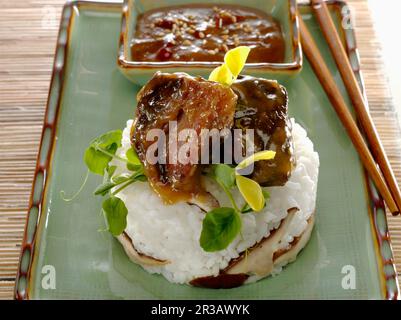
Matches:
[[13, 0, 399, 300], [117, 0, 303, 72]]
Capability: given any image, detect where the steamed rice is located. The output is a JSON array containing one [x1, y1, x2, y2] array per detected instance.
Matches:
[[111, 118, 319, 284]]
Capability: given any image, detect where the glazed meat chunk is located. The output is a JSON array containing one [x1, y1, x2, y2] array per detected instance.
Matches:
[[132, 72, 237, 206], [231, 76, 294, 186]]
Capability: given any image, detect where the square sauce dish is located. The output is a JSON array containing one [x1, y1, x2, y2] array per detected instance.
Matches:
[[117, 0, 302, 84]]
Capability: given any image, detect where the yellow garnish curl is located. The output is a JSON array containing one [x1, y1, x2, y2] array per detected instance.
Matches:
[[208, 46, 275, 213], [236, 175, 265, 212], [236, 150, 276, 171], [208, 46, 251, 86], [224, 46, 251, 78], [208, 64, 233, 86], [235, 150, 276, 212]]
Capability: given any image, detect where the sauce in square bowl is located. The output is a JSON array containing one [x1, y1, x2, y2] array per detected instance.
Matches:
[[130, 4, 285, 63]]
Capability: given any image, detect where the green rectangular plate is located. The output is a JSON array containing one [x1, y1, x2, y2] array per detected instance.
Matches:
[[15, 0, 399, 299]]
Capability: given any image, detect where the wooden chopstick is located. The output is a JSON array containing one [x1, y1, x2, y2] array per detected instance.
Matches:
[[310, 0, 401, 216], [298, 17, 399, 215]]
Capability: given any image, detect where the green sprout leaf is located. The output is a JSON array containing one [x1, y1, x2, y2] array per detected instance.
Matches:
[[111, 172, 147, 195], [102, 196, 128, 236], [91, 130, 122, 150], [200, 207, 241, 252], [208, 164, 240, 212], [84, 130, 122, 175], [94, 165, 121, 197], [84, 147, 114, 176], [210, 164, 236, 190], [95, 172, 147, 197], [107, 165, 117, 177], [94, 181, 116, 196], [134, 175, 147, 182], [112, 173, 132, 185], [126, 148, 142, 171]]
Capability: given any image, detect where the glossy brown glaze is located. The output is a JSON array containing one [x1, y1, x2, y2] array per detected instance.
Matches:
[[231, 76, 294, 186], [132, 72, 237, 205], [130, 4, 285, 63]]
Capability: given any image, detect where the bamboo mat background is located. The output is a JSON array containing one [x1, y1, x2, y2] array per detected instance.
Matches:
[[0, 0, 400, 299]]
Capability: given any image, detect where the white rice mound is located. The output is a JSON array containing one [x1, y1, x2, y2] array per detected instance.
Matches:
[[111, 119, 320, 284]]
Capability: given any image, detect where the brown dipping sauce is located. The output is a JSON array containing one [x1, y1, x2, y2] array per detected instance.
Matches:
[[131, 4, 285, 63]]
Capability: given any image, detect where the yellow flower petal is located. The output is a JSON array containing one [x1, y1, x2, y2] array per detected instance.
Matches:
[[224, 46, 251, 79], [236, 150, 276, 171], [208, 64, 233, 86], [236, 175, 265, 212]]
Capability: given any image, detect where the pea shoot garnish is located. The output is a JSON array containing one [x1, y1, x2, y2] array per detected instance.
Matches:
[[200, 150, 275, 252]]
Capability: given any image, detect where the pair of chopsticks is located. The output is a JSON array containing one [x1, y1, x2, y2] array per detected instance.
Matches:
[[299, 0, 401, 215]]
